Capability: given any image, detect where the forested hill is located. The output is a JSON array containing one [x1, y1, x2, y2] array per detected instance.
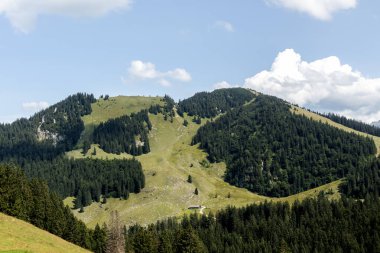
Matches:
[[192, 94, 377, 197], [0, 93, 146, 209], [322, 112, 380, 137], [0, 93, 96, 160], [177, 88, 255, 118]]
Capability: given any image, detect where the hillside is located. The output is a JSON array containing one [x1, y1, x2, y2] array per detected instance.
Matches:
[[291, 106, 380, 155], [0, 90, 376, 231], [66, 95, 341, 228], [0, 212, 89, 253], [193, 94, 376, 197]]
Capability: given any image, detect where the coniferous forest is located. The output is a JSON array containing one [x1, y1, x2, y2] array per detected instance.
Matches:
[[322, 112, 380, 137], [125, 194, 380, 253], [21, 157, 145, 208], [192, 94, 376, 197], [177, 88, 255, 118], [0, 94, 146, 208], [93, 109, 152, 155], [1, 89, 380, 252], [0, 164, 107, 252]]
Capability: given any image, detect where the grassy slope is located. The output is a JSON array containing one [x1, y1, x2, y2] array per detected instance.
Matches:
[[0, 212, 89, 253], [291, 106, 380, 155], [77, 95, 163, 147], [66, 97, 342, 227]]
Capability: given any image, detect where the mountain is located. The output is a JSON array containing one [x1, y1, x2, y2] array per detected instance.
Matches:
[[1, 88, 380, 251], [0, 212, 90, 253], [192, 94, 376, 197]]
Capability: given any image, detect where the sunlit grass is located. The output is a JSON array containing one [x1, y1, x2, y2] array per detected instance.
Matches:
[[0, 212, 89, 253]]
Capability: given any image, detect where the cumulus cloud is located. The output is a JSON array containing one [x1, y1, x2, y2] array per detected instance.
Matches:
[[0, 0, 132, 33], [127, 60, 192, 87], [22, 101, 49, 111], [213, 81, 239, 89], [244, 48, 380, 123], [266, 0, 357, 20], [214, 20, 234, 32]]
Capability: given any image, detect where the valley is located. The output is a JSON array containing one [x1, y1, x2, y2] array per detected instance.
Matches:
[[66, 95, 341, 228]]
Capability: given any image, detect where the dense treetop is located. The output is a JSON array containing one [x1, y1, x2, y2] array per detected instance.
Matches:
[[193, 94, 376, 197], [0, 93, 146, 208], [19, 156, 145, 208], [0, 163, 106, 252], [126, 194, 380, 253], [92, 109, 151, 155], [177, 88, 255, 118], [0, 93, 96, 160], [322, 112, 380, 137]]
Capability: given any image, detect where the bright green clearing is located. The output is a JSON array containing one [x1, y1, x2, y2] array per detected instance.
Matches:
[[0, 212, 89, 253]]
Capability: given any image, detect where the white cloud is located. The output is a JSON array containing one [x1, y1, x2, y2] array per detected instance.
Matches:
[[127, 60, 192, 87], [213, 81, 239, 89], [0, 0, 132, 33], [244, 48, 380, 123], [22, 101, 49, 111], [167, 69, 192, 82], [214, 20, 234, 32], [266, 0, 357, 20]]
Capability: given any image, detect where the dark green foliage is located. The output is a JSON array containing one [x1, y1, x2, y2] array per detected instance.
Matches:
[[194, 188, 198, 195], [92, 110, 151, 155], [187, 175, 192, 183], [340, 158, 380, 198], [323, 112, 380, 137], [193, 95, 376, 197], [21, 157, 145, 208], [177, 88, 255, 118], [183, 119, 189, 127], [0, 164, 106, 252], [126, 195, 380, 253], [148, 95, 175, 122], [192, 116, 201, 125], [148, 104, 162, 115], [0, 93, 95, 161]]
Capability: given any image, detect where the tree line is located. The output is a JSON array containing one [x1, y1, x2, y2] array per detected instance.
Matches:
[[148, 95, 176, 122], [0, 163, 107, 252], [16, 156, 145, 208], [92, 109, 152, 155], [125, 194, 380, 253], [0, 93, 96, 161], [0, 93, 146, 208], [192, 94, 377, 197], [177, 88, 255, 118], [321, 112, 380, 137]]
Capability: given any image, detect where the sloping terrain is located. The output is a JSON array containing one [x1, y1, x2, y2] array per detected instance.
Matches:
[[291, 106, 380, 154], [0, 212, 89, 253], [78, 95, 163, 147], [66, 99, 341, 227]]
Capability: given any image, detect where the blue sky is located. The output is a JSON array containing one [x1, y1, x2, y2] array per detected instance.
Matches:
[[1, 0, 380, 123]]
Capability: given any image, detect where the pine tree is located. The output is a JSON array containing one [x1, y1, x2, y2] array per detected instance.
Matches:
[[194, 188, 198, 195], [175, 227, 206, 253], [187, 175, 193, 183]]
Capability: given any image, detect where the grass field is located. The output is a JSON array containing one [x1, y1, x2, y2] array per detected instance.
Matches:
[[0, 212, 89, 253], [291, 106, 380, 155], [66, 97, 344, 228]]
